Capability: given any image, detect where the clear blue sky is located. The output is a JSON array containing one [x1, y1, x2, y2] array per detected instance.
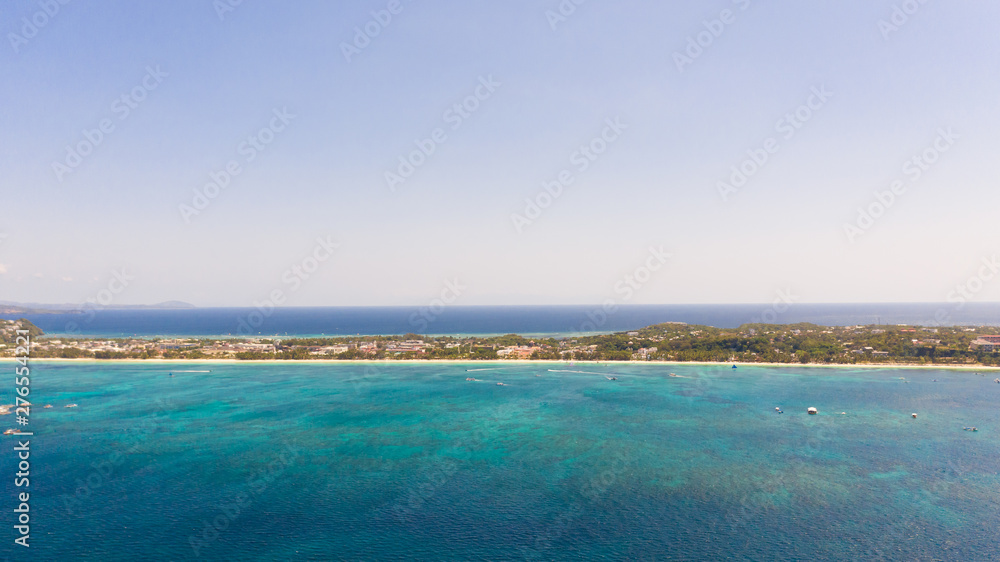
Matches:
[[2, 0, 998, 306]]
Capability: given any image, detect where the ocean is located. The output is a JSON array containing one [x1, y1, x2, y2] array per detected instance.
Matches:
[[3, 361, 998, 560], [4, 302, 1000, 338]]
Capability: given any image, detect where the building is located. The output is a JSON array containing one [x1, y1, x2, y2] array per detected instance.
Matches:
[[971, 336, 1000, 352], [497, 346, 542, 359], [385, 340, 427, 354]]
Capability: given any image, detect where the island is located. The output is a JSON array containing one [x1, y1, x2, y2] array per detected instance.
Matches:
[[2, 318, 998, 367], [0, 301, 195, 314]]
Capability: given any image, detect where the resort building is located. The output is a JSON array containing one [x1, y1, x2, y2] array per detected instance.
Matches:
[[497, 345, 543, 359], [971, 336, 1000, 352], [385, 340, 428, 354]]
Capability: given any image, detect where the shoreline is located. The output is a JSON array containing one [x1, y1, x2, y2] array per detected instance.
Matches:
[[21, 358, 1000, 371]]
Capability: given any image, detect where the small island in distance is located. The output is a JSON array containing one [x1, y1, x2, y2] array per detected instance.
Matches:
[[4, 317, 999, 368], [0, 300, 196, 314]]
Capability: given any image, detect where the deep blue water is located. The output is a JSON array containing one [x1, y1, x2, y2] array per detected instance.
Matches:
[[3, 303, 1000, 338], [2, 362, 999, 560]]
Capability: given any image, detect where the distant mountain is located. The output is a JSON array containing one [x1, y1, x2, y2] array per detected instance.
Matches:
[[0, 301, 196, 314], [0, 304, 55, 314], [143, 301, 197, 309]]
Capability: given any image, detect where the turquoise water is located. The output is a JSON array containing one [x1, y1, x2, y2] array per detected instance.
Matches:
[[3, 362, 999, 560]]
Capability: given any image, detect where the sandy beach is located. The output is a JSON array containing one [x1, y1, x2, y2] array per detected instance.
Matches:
[[21, 357, 1000, 371]]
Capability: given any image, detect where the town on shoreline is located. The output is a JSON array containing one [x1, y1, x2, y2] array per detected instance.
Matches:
[[3, 318, 999, 367]]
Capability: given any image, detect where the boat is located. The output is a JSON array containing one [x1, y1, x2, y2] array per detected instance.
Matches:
[[668, 373, 678, 377], [496, 382, 505, 386], [964, 427, 978, 432], [3, 429, 15, 435], [65, 404, 78, 408], [807, 407, 818, 415]]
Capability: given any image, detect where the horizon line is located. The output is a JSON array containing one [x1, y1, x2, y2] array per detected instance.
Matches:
[[4, 301, 1000, 310]]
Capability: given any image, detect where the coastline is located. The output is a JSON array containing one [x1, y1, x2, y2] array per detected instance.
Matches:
[[23, 358, 1000, 371]]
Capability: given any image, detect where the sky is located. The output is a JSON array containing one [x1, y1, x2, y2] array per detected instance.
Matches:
[[1, 0, 999, 307]]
